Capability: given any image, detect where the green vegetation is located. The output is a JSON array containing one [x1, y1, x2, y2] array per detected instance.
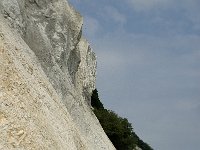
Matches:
[[91, 89, 104, 109], [91, 89, 153, 150]]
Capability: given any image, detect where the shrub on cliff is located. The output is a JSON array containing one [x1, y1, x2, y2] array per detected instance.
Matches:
[[91, 89, 153, 150], [94, 109, 137, 150]]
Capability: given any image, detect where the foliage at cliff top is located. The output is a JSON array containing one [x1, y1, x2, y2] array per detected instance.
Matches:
[[91, 89, 153, 150]]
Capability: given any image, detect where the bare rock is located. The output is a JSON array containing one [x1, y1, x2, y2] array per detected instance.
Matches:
[[0, 0, 115, 149]]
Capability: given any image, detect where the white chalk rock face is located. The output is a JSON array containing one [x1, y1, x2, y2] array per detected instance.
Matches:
[[0, 0, 115, 149]]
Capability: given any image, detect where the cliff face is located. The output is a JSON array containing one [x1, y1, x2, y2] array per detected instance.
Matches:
[[0, 0, 115, 149]]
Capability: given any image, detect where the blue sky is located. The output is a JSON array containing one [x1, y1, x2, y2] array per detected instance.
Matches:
[[69, 0, 200, 149]]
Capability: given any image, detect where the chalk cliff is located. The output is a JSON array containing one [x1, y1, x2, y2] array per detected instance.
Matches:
[[0, 0, 115, 149]]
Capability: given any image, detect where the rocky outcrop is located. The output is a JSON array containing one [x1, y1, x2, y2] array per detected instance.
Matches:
[[0, 0, 115, 149]]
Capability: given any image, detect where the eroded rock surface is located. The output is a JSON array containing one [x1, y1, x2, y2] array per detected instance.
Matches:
[[0, 0, 115, 149]]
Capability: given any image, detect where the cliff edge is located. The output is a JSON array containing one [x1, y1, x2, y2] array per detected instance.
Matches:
[[0, 0, 115, 149]]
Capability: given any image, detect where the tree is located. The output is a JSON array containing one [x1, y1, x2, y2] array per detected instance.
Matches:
[[91, 89, 104, 109]]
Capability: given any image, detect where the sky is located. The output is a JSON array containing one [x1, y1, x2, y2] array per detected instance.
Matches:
[[68, 0, 200, 149]]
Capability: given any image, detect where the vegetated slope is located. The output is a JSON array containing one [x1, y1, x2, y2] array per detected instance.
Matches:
[[91, 89, 153, 150]]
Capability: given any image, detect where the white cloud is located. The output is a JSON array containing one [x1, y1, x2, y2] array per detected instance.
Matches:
[[176, 99, 200, 111], [181, 0, 200, 30], [84, 16, 100, 37], [127, 0, 200, 32], [104, 6, 126, 24], [127, 0, 170, 11]]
